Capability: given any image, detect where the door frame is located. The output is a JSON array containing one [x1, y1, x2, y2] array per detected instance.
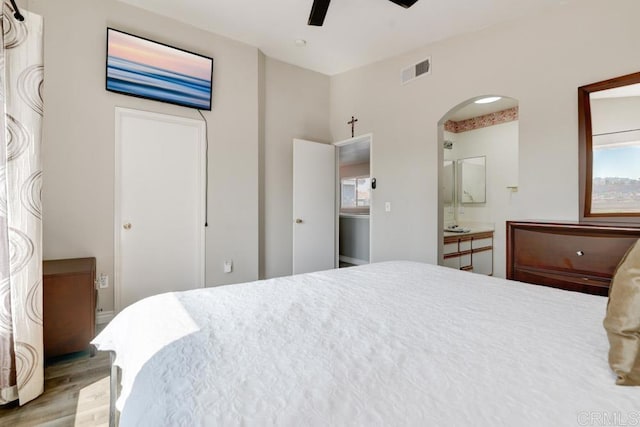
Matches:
[[333, 133, 374, 267], [114, 107, 206, 312]]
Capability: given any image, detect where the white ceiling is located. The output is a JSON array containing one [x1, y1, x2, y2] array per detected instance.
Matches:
[[118, 0, 573, 76]]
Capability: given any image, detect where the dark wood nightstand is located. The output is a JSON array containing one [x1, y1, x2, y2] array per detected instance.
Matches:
[[43, 257, 96, 359]]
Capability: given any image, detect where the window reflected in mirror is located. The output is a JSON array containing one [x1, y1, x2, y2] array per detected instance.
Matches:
[[579, 72, 640, 219], [590, 86, 640, 213]]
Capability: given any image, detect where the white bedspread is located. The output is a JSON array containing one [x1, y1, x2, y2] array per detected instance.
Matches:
[[92, 261, 640, 426]]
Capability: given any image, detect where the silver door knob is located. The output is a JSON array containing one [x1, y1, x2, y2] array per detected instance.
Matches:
[[123, 223, 132, 230], [295, 219, 303, 224], [576, 250, 584, 256]]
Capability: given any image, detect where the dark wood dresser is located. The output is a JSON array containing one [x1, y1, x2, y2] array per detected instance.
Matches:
[[507, 221, 640, 296], [43, 257, 96, 358]]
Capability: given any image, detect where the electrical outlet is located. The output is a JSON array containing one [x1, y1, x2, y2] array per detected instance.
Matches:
[[224, 260, 233, 273], [98, 273, 109, 289], [385, 202, 391, 212]]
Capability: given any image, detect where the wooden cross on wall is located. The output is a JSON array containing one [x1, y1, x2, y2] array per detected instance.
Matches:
[[347, 116, 358, 138]]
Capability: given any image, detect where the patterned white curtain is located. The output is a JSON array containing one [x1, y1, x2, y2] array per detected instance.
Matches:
[[0, 2, 44, 406]]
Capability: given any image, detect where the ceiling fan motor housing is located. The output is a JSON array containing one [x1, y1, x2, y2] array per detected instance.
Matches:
[[388, 0, 419, 8]]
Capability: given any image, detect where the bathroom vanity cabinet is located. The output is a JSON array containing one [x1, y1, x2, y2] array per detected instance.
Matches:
[[443, 230, 494, 275]]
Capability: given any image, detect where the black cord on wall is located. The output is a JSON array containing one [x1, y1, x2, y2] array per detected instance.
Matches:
[[197, 110, 209, 227], [9, 0, 24, 21]]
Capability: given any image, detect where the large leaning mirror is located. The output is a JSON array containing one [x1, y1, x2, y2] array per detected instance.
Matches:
[[579, 72, 640, 220]]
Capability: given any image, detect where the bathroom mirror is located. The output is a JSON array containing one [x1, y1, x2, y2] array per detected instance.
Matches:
[[443, 160, 455, 204], [458, 156, 486, 204], [579, 72, 640, 219]]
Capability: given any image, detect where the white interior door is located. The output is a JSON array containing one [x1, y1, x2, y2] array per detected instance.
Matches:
[[293, 139, 336, 274], [115, 108, 205, 311]]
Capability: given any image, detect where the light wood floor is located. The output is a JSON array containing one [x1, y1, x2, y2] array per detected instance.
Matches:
[[0, 350, 111, 427]]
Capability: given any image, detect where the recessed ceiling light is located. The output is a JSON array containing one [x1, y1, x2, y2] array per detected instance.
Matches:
[[475, 96, 502, 104], [294, 39, 307, 47]]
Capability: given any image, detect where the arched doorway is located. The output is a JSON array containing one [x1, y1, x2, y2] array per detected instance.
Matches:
[[437, 95, 519, 278]]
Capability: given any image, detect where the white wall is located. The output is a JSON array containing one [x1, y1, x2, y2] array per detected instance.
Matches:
[[329, 0, 640, 268], [262, 58, 331, 279], [448, 121, 519, 278], [28, 0, 261, 312]]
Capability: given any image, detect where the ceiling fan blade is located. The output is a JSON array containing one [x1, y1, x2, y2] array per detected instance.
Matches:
[[388, 0, 419, 8], [308, 0, 331, 26]]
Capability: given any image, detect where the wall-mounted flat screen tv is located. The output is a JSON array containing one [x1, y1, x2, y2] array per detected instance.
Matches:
[[106, 28, 213, 110]]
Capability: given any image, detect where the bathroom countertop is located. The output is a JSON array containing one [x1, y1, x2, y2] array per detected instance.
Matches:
[[443, 226, 494, 238]]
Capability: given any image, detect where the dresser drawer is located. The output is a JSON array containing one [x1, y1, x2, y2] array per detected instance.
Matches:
[[512, 268, 611, 296], [507, 221, 640, 295], [511, 227, 638, 277], [472, 237, 493, 250], [459, 239, 472, 252], [443, 242, 458, 255]]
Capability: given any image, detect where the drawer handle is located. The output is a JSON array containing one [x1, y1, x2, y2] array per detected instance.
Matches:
[[576, 250, 584, 256]]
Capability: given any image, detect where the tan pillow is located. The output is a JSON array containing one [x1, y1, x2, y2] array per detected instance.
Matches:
[[603, 239, 640, 386]]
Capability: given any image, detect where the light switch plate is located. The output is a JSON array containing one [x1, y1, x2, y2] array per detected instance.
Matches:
[[98, 273, 109, 289]]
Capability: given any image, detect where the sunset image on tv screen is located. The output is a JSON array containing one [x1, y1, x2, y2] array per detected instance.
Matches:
[[107, 29, 213, 110]]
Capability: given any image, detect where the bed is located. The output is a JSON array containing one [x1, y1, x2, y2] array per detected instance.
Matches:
[[92, 261, 640, 426]]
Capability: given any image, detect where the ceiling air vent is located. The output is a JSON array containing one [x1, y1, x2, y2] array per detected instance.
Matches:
[[401, 57, 431, 85]]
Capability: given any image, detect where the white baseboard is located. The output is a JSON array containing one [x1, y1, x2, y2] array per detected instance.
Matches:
[[339, 256, 369, 266], [96, 310, 115, 325]]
